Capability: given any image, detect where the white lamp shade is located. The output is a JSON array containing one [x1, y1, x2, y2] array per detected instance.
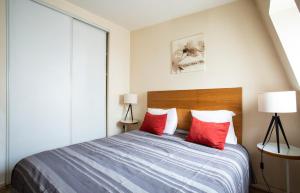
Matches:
[[258, 91, 297, 113], [124, 93, 137, 104]]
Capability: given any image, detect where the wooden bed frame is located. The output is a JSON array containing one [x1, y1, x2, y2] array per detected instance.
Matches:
[[147, 87, 243, 144]]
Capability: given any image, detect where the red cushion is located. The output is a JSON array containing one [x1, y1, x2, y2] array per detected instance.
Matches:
[[186, 117, 230, 150], [140, 112, 167, 135]]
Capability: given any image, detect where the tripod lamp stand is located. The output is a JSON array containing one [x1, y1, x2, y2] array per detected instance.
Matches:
[[258, 91, 297, 153], [123, 93, 137, 122]]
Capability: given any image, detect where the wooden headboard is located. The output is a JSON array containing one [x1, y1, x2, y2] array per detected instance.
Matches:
[[147, 87, 243, 144]]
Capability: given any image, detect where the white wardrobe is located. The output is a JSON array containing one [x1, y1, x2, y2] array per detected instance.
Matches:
[[8, 0, 107, 177]]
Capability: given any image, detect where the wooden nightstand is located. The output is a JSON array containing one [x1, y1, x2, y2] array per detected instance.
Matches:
[[257, 142, 300, 193], [119, 120, 139, 132]]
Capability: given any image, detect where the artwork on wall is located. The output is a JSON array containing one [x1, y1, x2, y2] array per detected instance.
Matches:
[[171, 33, 205, 74]]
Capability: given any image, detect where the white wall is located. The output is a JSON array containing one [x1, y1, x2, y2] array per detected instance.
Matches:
[[0, 0, 130, 186], [131, 0, 300, 192]]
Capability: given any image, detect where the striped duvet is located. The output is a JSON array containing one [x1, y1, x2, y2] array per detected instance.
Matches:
[[11, 130, 250, 193]]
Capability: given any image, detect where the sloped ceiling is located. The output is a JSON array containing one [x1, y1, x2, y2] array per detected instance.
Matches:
[[255, 0, 300, 91]]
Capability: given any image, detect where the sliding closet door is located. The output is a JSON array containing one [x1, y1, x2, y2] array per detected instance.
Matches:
[[71, 20, 107, 144], [8, 0, 71, 173]]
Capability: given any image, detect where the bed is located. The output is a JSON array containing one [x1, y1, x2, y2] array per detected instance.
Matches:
[[11, 87, 250, 193]]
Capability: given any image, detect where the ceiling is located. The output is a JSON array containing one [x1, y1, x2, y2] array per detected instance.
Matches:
[[66, 0, 236, 30]]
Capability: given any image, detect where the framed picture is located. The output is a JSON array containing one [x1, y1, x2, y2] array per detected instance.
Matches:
[[171, 33, 205, 74]]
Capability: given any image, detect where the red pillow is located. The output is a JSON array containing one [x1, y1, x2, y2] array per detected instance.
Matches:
[[186, 117, 230, 150], [140, 112, 167, 135]]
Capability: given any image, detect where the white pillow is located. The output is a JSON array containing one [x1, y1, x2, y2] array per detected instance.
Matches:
[[191, 110, 237, 144], [147, 108, 178, 135]]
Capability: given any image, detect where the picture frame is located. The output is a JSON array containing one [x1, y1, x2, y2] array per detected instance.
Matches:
[[171, 33, 205, 74]]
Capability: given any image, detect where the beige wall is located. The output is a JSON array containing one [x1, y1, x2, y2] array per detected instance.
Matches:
[[296, 0, 300, 11], [131, 0, 300, 192], [0, 0, 130, 186], [0, 0, 6, 187]]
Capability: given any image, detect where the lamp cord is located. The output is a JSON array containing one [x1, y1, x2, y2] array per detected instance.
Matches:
[[260, 125, 274, 193]]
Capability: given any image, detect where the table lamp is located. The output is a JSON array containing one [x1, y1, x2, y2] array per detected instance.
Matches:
[[124, 93, 137, 122], [258, 91, 297, 153]]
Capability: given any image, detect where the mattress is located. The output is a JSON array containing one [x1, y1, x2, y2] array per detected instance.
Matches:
[[11, 130, 250, 193]]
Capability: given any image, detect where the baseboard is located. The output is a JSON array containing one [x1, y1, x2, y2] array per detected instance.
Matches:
[[251, 183, 286, 193]]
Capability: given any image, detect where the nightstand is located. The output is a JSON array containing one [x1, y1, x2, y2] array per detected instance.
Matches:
[[119, 120, 139, 132], [257, 142, 300, 193]]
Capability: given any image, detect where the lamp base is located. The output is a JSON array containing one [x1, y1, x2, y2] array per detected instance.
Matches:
[[124, 104, 134, 122], [262, 113, 290, 153]]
